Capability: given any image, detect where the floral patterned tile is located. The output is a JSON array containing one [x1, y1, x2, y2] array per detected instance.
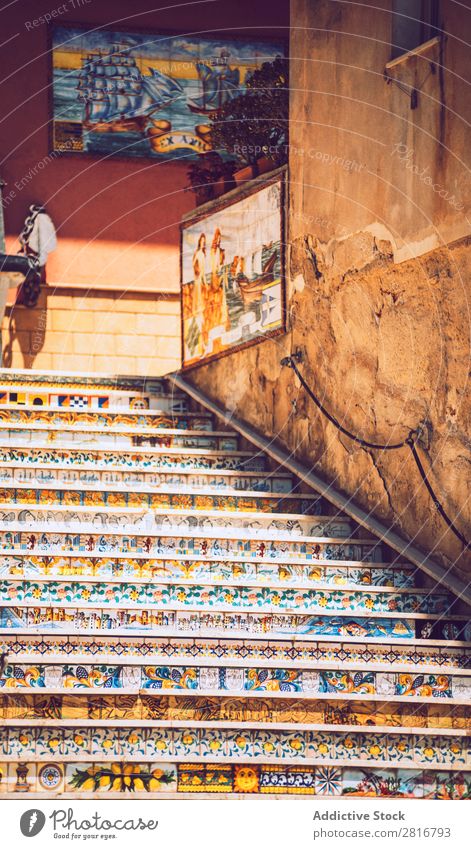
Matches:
[[63, 727, 91, 757], [173, 728, 199, 758], [386, 735, 414, 763], [200, 728, 226, 759], [145, 728, 173, 759], [120, 728, 146, 759], [35, 726, 64, 758], [90, 727, 121, 758]]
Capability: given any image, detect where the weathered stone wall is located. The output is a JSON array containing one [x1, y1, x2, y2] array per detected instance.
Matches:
[[188, 0, 471, 579]]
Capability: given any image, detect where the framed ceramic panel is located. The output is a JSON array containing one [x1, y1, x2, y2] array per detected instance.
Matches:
[[181, 175, 285, 367], [50, 24, 284, 159]]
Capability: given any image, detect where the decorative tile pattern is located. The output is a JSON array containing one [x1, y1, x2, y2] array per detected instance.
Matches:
[[0, 374, 469, 799], [4, 663, 460, 697], [2, 726, 470, 766], [1, 634, 468, 669]]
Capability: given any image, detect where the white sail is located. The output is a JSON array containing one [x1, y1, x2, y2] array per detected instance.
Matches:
[[89, 93, 110, 121], [114, 93, 132, 114], [251, 247, 263, 277], [77, 44, 182, 123]]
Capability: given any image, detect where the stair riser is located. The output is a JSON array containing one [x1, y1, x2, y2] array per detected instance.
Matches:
[[0, 430, 239, 451], [0, 532, 382, 561], [2, 727, 470, 767], [0, 556, 416, 587], [1, 694, 468, 729], [2, 414, 229, 435], [0, 469, 298, 490], [0, 449, 268, 473], [0, 381, 178, 409], [1, 663, 469, 700], [3, 637, 469, 669], [0, 493, 327, 517], [0, 582, 451, 615], [0, 762, 469, 797], [2, 608, 466, 640]]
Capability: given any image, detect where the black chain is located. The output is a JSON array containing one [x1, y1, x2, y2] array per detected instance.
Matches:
[[282, 352, 470, 550], [16, 204, 43, 308], [18, 204, 44, 261]]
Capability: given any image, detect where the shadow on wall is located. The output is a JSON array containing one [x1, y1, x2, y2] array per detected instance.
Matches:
[[2, 289, 50, 369]]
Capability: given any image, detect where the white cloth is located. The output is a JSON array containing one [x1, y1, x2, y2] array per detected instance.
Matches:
[[27, 212, 57, 266]]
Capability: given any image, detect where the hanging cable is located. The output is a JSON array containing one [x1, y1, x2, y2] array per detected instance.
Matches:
[[281, 351, 470, 550]]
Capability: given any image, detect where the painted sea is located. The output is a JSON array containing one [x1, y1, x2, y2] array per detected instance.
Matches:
[[53, 69, 209, 159]]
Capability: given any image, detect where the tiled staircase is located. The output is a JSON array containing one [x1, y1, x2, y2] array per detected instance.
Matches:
[[0, 369, 470, 798]]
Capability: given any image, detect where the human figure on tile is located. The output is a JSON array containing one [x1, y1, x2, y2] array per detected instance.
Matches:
[[209, 227, 229, 330], [192, 233, 207, 353]]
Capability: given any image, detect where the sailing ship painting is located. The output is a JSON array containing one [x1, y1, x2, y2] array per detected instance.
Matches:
[[181, 180, 284, 367], [51, 26, 283, 159], [77, 45, 184, 133]]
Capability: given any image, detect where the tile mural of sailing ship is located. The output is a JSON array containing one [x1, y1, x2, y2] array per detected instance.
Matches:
[[51, 25, 284, 159]]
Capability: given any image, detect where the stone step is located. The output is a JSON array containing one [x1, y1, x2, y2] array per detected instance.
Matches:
[[0, 694, 468, 730], [0, 467, 298, 494], [0, 429, 240, 451], [0, 579, 452, 615], [3, 718, 470, 736], [1, 726, 470, 768], [3, 634, 469, 668], [0, 372, 179, 405], [0, 446, 268, 472], [1, 369, 469, 800], [2, 489, 328, 514], [0, 527, 379, 554], [0, 416, 219, 435], [0, 554, 416, 587]]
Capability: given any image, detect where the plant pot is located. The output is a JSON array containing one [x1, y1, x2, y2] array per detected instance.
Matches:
[[213, 177, 225, 198], [223, 174, 236, 193], [234, 164, 255, 185], [256, 155, 275, 176]]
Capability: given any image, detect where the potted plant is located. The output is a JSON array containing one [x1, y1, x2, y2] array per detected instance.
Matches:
[[186, 152, 236, 205], [209, 57, 289, 182]]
